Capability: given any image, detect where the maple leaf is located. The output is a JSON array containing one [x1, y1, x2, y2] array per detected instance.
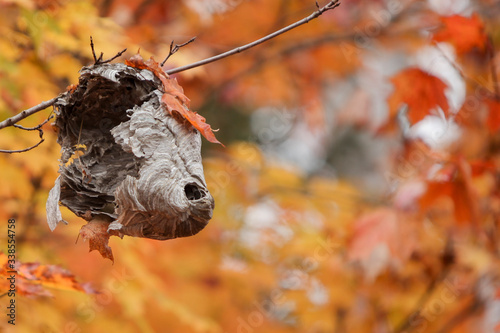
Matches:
[[79, 218, 116, 262], [0, 252, 97, 297], [419, 158, 479, 225], [387, 68, 449, 125], [125, 54, 223, 146], [432, 13, 487, 54]]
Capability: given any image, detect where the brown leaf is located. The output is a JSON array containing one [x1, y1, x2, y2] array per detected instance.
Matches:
[[125, 54, 223, 145], [387, 68, 449, 125], [79, 218, 115, 262], [432, 13, 487, 54]]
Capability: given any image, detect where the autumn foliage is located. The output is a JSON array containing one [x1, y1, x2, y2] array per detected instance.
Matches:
[[1, 0, 500, 333]]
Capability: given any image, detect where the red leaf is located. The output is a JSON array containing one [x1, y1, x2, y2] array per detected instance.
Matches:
[[419, 158, 479, 225], [387, 68, 449, 125], [125, 54, 223, 146], [79, 219, 115, 262], [432, 13, 487, 54]]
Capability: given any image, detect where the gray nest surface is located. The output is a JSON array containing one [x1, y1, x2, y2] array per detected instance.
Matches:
[[46, 63, 214, 240]]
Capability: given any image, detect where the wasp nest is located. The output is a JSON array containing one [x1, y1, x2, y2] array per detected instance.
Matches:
[[46, 58, 215, 244]]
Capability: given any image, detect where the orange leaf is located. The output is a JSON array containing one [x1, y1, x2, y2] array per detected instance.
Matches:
[[125, 54, 223, 145], [0, 252, 96, 297], [348, 208, 398, 261], [419, 159, 478, 225], [486, 99, 500, 134], [432, 13, 487, 54], [348, 208, 415, 261], [79, 219, 115, 262], [66, 84, 78, 93], [388, 68, 449, 125]]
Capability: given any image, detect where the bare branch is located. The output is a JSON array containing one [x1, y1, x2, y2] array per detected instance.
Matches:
[[90, 36, 127, 65], [0, 138, 45, 154], [100, 48, 127, 64], [90, 36, 98, 63], [0, 112, 52, 153], [161, 37, 197, 66], [165, 0, 341, 75], [13, 114, 54, 131], [0, 0, 340, 153], [434, 298, 481, 333], [0, 97, 58, 130]]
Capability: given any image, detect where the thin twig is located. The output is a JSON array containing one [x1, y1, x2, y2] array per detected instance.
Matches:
[[161, 37, 197, 66], [165, 0, 341, 75], [0, 97, 58, 130], [393, 237, 454, 333], [0, 0, 341, 152], [90, 36, 97, 63], [434, 298, 480, 333], [100, 48, 127, 64], [90, 36, 126, 65], [13, 114, 54, 131], [0, 112, 50, 153], [0, 138, 45, 153]]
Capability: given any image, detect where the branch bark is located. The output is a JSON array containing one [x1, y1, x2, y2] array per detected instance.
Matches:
[[0, 97, 58, 130], [165, 0, 341, 75], [0, 0, 341, 139]]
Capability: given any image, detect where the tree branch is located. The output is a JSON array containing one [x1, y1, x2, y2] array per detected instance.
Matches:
[[161, 37, 197, 66], [0, 0, 341, 152], [0, 138, 45, 154], [0, 114, 53, 153], [90, 36, 127, 65], [0, 97, 58, 130], [165, 0, 341, 75]]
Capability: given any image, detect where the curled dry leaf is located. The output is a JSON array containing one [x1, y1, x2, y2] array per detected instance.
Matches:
[[125, 54, 223, 146], [79, 217, 117, 262]]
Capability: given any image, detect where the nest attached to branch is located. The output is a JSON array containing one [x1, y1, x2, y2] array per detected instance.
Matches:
[[46, 55, 218, 260]]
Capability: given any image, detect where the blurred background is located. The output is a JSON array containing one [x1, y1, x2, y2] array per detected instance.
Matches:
[[1, 0, 500, 332]]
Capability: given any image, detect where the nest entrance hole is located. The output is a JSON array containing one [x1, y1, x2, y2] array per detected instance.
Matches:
[[184, 184, 205, 201]]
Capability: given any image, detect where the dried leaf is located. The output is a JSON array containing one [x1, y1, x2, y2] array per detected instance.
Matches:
[[0, 252, 97, 298], [79, 218, 115, 262], [432, 13, 487, 54], [125, 54, 223, 145], [66, 84, 78, 93], [388, 68, 449, 125]]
